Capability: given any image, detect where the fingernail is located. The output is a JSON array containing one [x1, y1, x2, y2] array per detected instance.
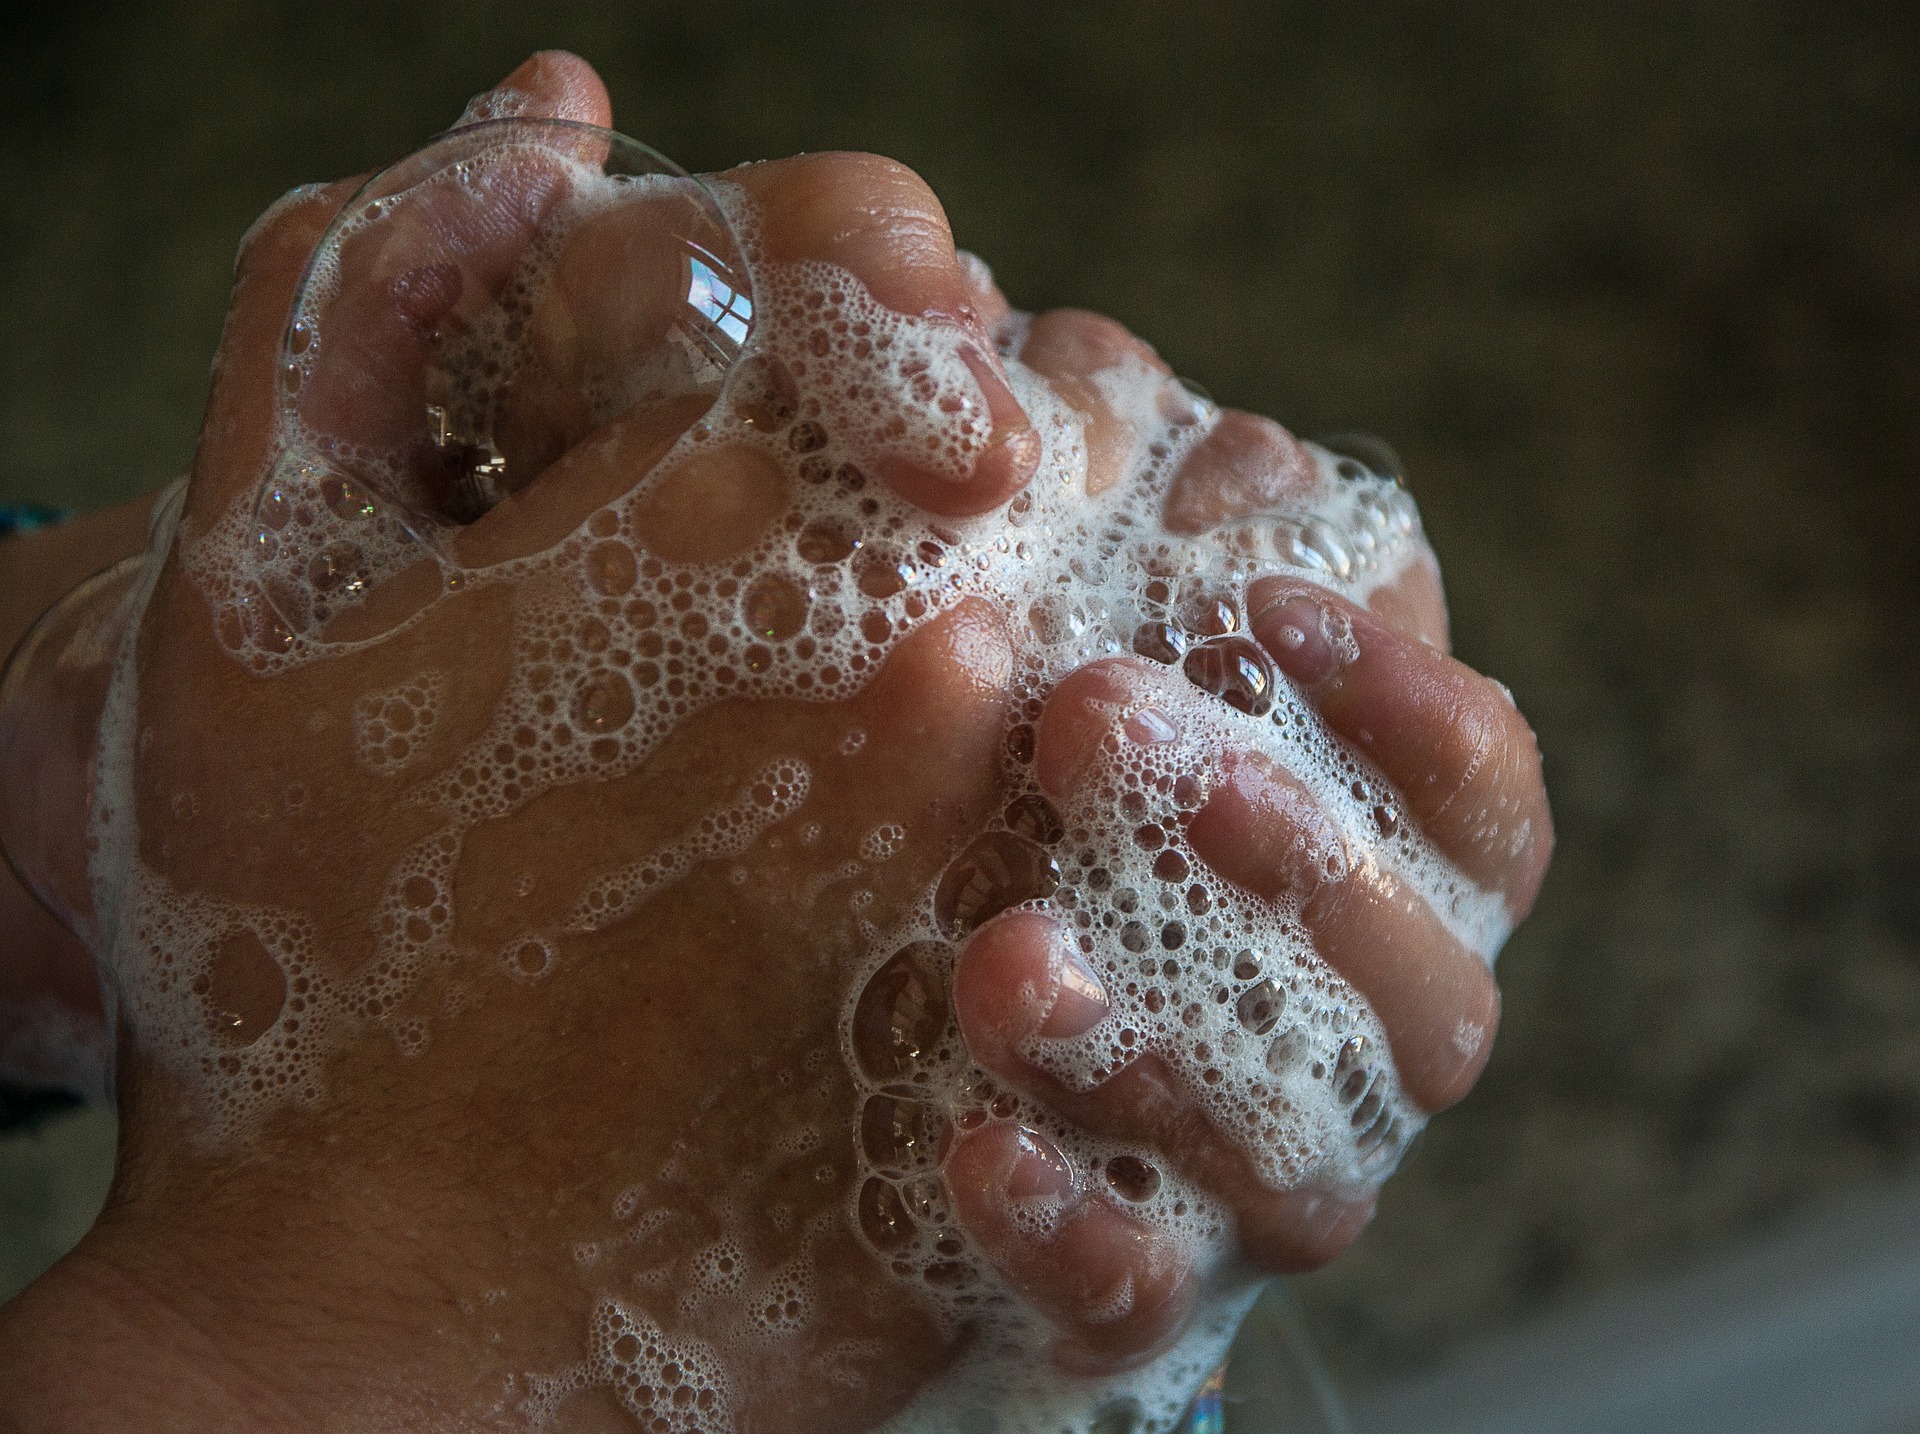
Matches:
[[1004, 1127, 1075, 1203], [1041, 944, 1109, 1038], [959, 345, 1036, 448], [1124, 706, 1179, 745], [1253, 595, 1356, 689]]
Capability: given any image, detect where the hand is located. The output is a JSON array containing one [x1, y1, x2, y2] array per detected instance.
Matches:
[[0, 49, 1553, 1434], [937, 307, 1551, 1368]]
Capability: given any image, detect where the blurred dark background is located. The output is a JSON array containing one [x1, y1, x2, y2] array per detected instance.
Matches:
[[1, 0, 1915, 1395]]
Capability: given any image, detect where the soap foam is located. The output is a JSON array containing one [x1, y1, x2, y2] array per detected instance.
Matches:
[[86, 127, 1511, 1434]]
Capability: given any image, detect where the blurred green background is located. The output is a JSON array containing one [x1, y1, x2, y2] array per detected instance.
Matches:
[[2, 0, 1916, 1398]]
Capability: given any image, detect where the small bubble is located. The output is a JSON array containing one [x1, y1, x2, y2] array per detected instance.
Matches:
[[851, 943, 950, 1083], [729, 354, 798, 431], [572, 671, 636, 733], [861, 1095, 943, 1173], [503, 936, 555, 982], [742, 572, 810, 641], [1131, 621, 1187, 664], [1028, 595, 1089, 646], [1002, 794, 1064, 845], [1237, 979, 1285, 1035], [307, 537, 362, 595], [1180, 589, 1238, 637], [1104, 1155, 1161, 1202], [1183, 636, 1275, 717], [853, 546, 913, 598], [1005, 723, 1036, 764], [586, 541, 638, 596], [797, 517, 859, 564], [858, 1178, 915, 1251]]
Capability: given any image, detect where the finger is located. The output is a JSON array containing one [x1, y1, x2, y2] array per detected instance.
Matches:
[[1363, 549, 1450, 652], [1032, 656, 1501, 1113], [945, 1121, 1196, 1372], [455, 49, 611, 129], [719, 153, 1040, 517], [183, 55, 618, 533], [1185, 749, 1502, 1112], [1017, 309, 1171, 497], [953, 909, 1374, 1274], [182, 178, 364, 531], [1161, 409, 1318, 537], [289, 54, 622, 518], [1247, 579, 1552, 913]]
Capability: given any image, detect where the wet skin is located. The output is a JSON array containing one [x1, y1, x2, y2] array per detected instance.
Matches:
[[0, 51, 1551, 1434]]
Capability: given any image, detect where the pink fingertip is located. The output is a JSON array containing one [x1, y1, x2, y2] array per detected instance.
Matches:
[[1252, 593, 1355, 689]]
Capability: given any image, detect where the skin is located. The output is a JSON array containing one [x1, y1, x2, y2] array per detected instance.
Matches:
[[0, 51, 1552, 1434]]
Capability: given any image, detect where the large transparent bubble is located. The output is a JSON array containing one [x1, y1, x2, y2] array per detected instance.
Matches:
[[250, 118, 752, 635]]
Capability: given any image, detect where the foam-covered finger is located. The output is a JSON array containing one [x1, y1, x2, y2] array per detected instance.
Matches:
[[720, 153, 1039, 516], [953, 911, 1375, 1272], [946, 1123, 1195, 1371], [1248, 579, 1552, 913], [183, 179, 363, 529], [1018, 310, 1171, 497], [1185, 749, 1501, 1112], [454, 50, 612, 129], [1161, 410, 1318, 536], [1031, 656, 1180, 804], [287, 55, 624, 520]]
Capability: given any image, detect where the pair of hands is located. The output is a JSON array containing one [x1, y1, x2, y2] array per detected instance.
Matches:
[[0, 51, 1550, 1434]]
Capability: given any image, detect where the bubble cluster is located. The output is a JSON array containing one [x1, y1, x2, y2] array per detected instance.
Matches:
[[352, 670, 443, 776], [566, 757, 811, 934], [88, 118, 1507, 1434], [524, 1297, 731, 1433]]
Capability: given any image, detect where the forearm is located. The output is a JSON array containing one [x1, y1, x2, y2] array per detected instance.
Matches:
[[1, 492, 159, 1087]]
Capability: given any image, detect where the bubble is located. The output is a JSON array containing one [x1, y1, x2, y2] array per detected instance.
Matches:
[[587, 541, 639, 596], [306, 540, 366, 594], [1001, 794, 1064, 845], [1235, 979, 1285, 1036], [1179, 588, 1238, 637], [572, 671, 636, 733], [796, 517, 860, 565], [859, 1095, 944, 1173], [851, 943, 950, 1084], [856, 1174, 913, 1243], [728, 353, 799, 431], [933, 830, 1062, 935], [742, 572, 810, 641], [1131, 621, 1188, 664], [1318, 430, 1407, 483], [277, 117, 751, 530], [1182, 636, 1275, 717], [853, 545, 914, 598], [503, 935, 556, 982], [1104, 1155, 1161, 1202]]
